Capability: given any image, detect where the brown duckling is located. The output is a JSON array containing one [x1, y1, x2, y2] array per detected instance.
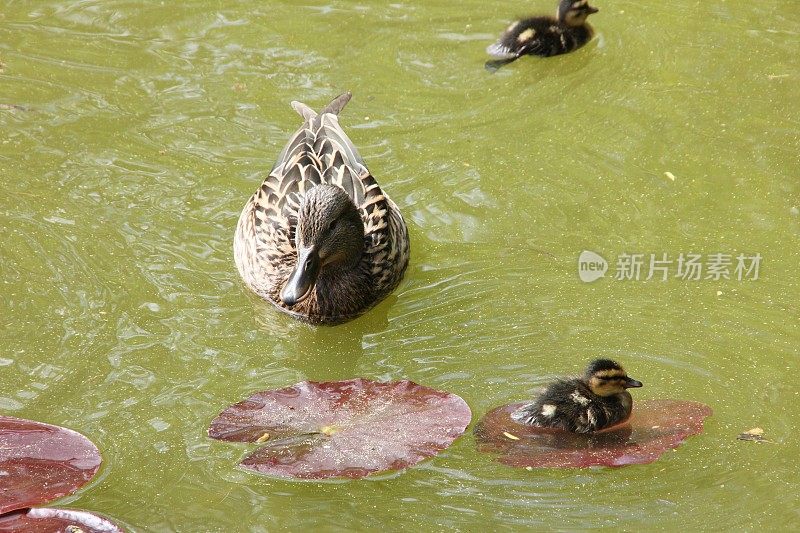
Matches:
[[486, 0, 599, 70], [511, 359, 642, 433]]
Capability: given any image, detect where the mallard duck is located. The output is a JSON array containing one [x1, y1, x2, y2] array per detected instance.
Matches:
[[511, 359, 642, 433], [234, 93, 410, 325], [486, 0, 599, 70]]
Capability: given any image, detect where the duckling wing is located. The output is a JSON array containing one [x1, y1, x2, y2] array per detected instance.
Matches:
[[487, 18, 553, 59], [512, 380, 615, 433]]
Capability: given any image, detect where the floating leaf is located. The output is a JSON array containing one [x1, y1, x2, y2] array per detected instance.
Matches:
[[0, 416, 102, 514], [0, 508, 123, 532], [475, 399, 711, 468], [208, 379, 472, 479]]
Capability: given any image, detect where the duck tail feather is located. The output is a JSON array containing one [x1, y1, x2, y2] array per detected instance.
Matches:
[[290, 92, 352, 122], [486, 42, 517, 59], [291, 101, 317, 121], [320, 91, 352, 116]]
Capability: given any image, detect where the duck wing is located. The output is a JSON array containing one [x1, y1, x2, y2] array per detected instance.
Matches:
[[264, 92, 372, 212]]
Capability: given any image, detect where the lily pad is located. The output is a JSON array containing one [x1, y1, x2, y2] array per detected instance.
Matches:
[[0, 416, 102, 514], [208, 378, 472, 479], [0, 508, 123, 532], [475, 399, 711, 468]]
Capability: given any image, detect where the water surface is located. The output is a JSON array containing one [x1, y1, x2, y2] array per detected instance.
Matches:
[[1, 0, 799, 530]]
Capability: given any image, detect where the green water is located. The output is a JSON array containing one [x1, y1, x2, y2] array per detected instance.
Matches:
[[1, 0, 799, 530]]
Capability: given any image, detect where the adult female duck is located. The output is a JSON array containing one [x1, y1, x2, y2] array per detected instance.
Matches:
[[234, 93, 409, 325]]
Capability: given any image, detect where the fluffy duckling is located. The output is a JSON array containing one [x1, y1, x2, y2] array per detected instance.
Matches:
[[512, 359, 642, 433], [486, 0, 599, 70]]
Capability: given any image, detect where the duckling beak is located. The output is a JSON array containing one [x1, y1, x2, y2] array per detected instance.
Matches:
[[280, 246, 320, 307], [624, 377, 643, 389], [587, 5, 599, 14]]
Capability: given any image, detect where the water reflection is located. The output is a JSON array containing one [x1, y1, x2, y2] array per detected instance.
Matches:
[[248, 291, 401, 379]]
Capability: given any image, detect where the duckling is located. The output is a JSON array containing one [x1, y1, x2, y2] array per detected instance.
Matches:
[[234, 93, 410, 325], [486, 0, 599, 70], [511, 359, 642, 433]]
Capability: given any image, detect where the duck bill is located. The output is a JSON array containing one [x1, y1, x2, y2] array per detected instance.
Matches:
[[587, 5, 599, 14], [624, 377, 643, 389], [280, 246, 320, 307]]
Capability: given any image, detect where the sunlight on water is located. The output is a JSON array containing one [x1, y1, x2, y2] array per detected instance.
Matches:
[[1, 0, 798, 530]]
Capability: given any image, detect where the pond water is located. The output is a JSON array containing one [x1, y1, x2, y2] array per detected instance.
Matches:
[[1, 0, 798, 530]]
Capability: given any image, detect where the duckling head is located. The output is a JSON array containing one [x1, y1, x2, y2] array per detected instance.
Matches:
[[584, 359, 642, 397], [280, 184, 365, 306], [558, 0, 599, 27]]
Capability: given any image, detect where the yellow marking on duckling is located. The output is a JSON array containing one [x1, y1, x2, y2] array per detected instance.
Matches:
[[517, 28, 536, 43], [503, 432, 520, 441], [541, 404, 557, 417], [506, 21, 520, 33], [595, 370, 625, 379], [256, 432, 271, 443]]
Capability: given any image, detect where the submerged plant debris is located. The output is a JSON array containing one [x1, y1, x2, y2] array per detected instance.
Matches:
[[208, 378, 472, 479], [475, 399, 712, 468], [737, 427, 770, 443], [0, 416, 102, 514]]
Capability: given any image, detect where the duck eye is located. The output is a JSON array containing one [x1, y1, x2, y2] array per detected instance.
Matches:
[[328, 220, 337, 232]]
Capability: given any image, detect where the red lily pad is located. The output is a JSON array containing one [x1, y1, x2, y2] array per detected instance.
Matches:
[[0, 507, 123, 532], [208, 379, 472, 479], [0, 416, 102, 514], [475, 399, 711, 468]]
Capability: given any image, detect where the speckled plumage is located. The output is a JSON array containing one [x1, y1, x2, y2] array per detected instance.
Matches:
[[234, 93, 409, 325], [486, 0, 598, 69], [511, 359, 642, 433]]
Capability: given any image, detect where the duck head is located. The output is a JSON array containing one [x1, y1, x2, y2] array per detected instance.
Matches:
[[584, 359, 642, 397], [558, 0, 599, 26], [280, 184, 365, 307]]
